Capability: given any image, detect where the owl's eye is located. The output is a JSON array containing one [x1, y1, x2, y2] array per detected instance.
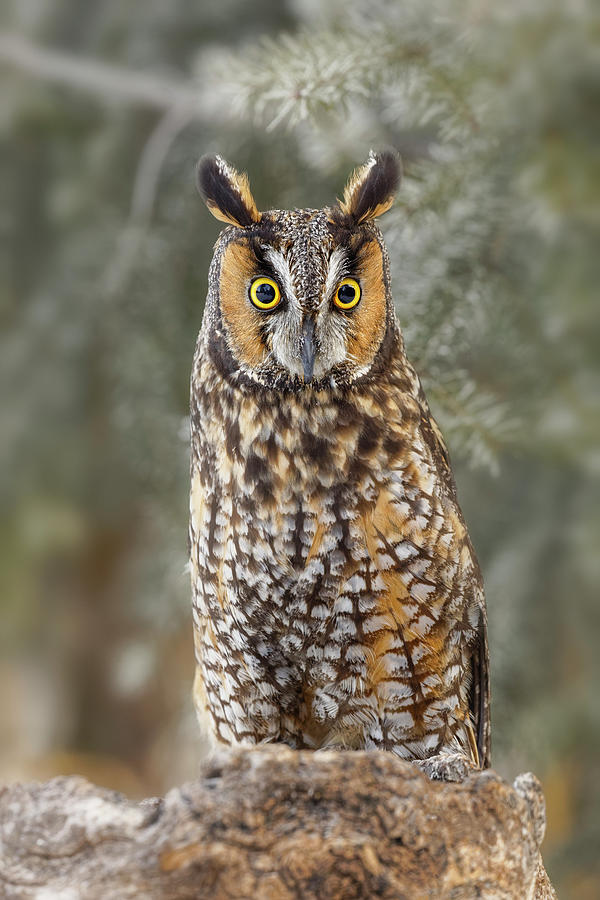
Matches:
[[249, 276, 281, 310], [334, 278, 361, 310]]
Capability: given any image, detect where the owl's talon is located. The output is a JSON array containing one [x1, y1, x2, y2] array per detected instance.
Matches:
[[415, 752, 478, 783]]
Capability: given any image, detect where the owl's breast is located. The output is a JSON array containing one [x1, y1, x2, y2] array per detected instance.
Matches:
[[190, 375, 482, 752], [190, 376, 440, 623], [190, 390, 366, 641]]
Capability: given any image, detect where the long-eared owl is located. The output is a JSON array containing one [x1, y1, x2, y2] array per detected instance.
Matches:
[[189, 151, 490, 770]]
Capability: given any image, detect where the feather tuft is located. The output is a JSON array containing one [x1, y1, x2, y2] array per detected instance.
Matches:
[[196, 155, 261, 228], [329, 150, 402, 226]]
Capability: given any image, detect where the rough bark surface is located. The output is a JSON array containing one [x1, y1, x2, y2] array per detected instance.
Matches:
[[0, 747, 556, 899]]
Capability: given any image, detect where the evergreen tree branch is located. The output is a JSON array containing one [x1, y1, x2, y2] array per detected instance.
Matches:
[[0, 33, 201, 113]]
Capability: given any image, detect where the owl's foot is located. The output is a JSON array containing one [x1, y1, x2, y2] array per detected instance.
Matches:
[[414, 751, 478, 783]]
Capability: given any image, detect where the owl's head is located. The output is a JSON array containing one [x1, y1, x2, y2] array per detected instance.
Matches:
[[197, 151, 401, 391]]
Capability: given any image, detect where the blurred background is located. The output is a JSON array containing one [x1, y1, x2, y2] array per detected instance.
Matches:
[[0, 0, 598, 895]]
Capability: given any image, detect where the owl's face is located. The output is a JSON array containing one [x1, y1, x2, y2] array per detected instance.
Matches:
[[197, 152, 401, 391]]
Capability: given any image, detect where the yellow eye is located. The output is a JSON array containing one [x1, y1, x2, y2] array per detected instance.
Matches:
[[334, 277, 361, 310], [249, 276, 281, 310]]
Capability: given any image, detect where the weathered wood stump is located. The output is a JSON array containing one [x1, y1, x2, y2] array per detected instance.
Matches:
[[0, 746, 555, 898]]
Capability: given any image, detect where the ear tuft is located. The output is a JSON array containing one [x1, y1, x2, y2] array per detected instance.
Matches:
[[330, 150, 402, 226], [196, 155, 261, 228]]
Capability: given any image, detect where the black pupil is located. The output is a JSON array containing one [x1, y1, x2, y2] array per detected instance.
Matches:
[[255, 281, 276, 304], [338, 283, 356, 304]]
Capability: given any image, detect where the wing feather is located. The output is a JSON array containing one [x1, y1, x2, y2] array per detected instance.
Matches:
[[470, 604, 491, 767]]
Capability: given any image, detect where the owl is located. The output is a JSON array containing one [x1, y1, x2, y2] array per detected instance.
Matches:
[[189, 150, 490, 772]]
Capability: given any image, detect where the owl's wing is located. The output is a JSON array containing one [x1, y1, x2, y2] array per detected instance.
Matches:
[[470, 599, 491, 768], [425, 408, 492, 768], [422, 409, 491, 767], [358, 395, 491, 767]]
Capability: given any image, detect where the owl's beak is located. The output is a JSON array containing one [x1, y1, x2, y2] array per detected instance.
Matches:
[[301, 318, 316, 382]]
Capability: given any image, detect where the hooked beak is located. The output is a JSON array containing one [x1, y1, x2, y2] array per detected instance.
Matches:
[[301, 318, 316, 382]]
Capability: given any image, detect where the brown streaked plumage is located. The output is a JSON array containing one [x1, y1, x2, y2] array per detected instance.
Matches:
[[189, 150, 491, 771]]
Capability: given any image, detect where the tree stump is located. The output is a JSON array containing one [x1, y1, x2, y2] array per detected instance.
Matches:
[[0, 746, 556, 898]]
